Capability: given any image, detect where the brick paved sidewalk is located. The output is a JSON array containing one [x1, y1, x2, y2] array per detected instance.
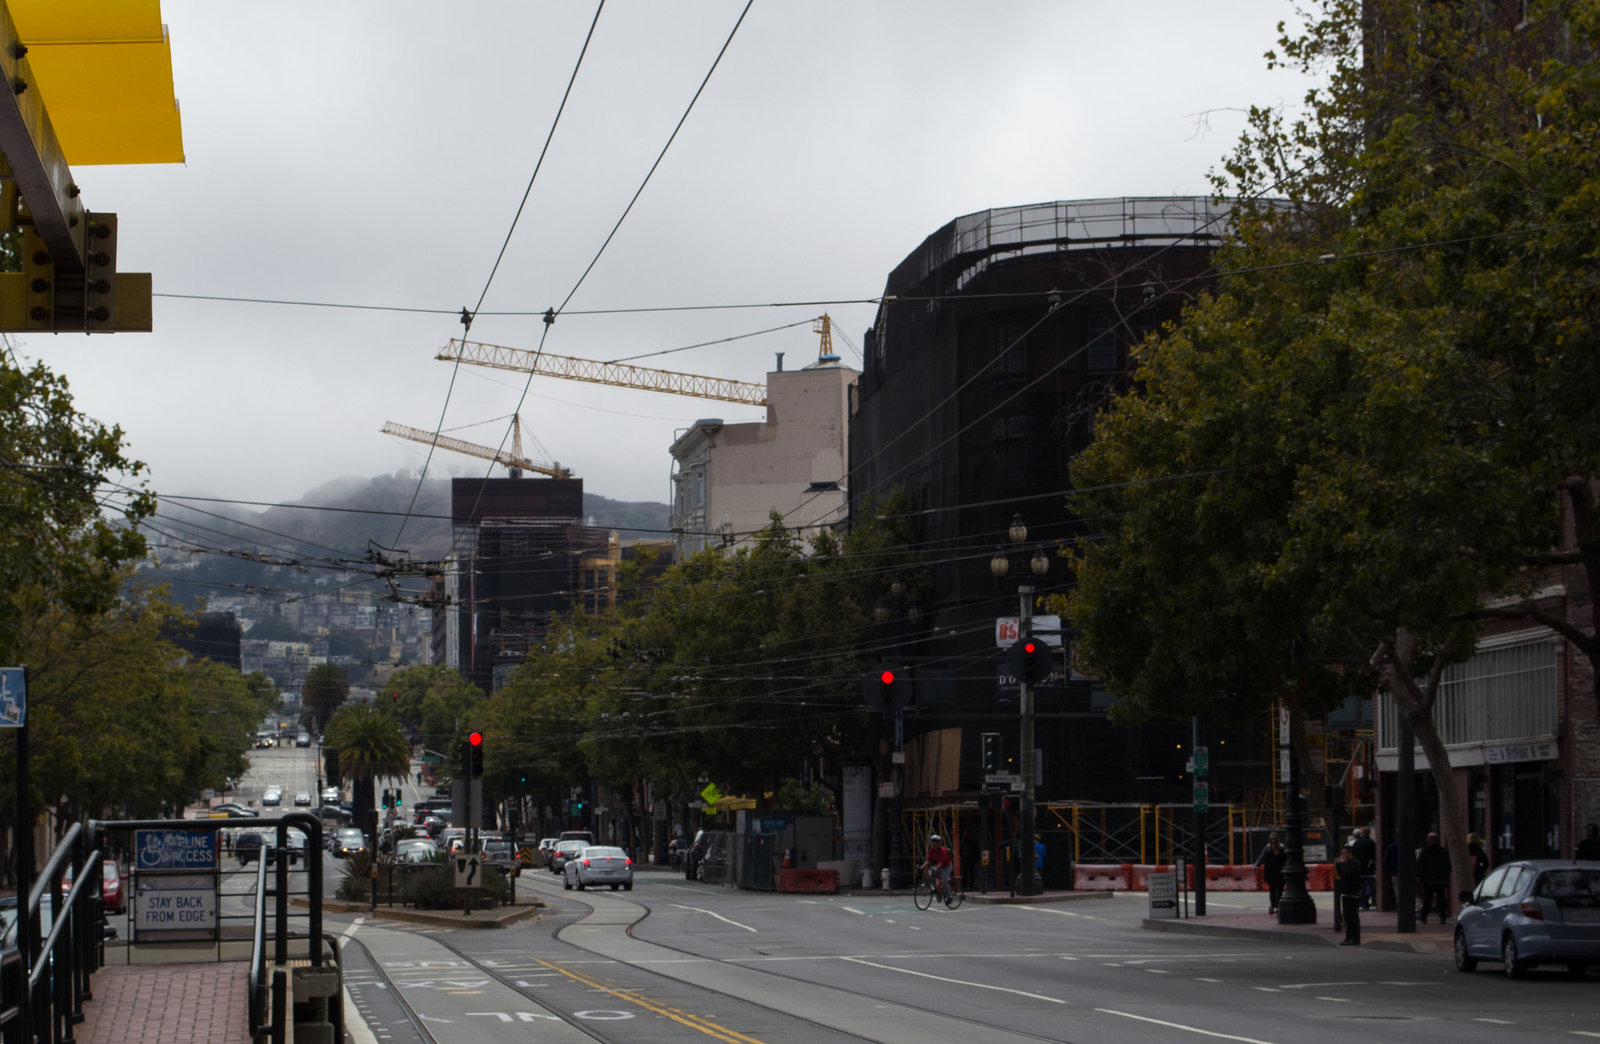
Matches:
[[76, 963, 251, 1044]]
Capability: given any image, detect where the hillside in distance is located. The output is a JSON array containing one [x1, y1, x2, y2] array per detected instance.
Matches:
[[143, 473, 670, 607]]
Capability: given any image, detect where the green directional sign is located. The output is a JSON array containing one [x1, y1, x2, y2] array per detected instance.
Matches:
[[1193, 781, 1210, 812], [700, 782, 723, 807], [1192, 745, 1209, 776]]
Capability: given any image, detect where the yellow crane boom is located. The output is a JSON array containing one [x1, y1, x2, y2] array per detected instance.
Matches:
[[381, 418, 570, 479], [439, 338, 770, 406]]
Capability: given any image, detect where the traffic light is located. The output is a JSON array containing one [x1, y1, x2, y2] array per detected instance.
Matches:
[[981, 732, 1002, 774], [468, 731, 484, 778], [862, 664, 911, 712], [394, 790, 402, 807], [381, 788, 391, 809], [1006, 637, 1053, 685], [390, 691, 401, 706]]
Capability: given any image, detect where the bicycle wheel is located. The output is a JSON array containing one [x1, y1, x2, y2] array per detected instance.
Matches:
[[946, 880, 965, 910], [913, 879, 933, 910]]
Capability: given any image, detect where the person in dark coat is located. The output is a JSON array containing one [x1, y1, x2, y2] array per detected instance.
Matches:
[[1466, 832, 1489, 884], [1334, 844, 1363, 945], [1255, 833, 1287, 915], [1351, 826, 1377, 910], [1415, 832, 1452, 924]]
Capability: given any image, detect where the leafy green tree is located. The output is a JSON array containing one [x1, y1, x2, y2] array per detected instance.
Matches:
[[323, 703, 411, 834], [489, 500, 922, 844], [302, 662, 350, 734], [1068, 0, 1600, 886]]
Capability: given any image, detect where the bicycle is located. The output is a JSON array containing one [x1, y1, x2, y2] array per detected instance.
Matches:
[[913, 867, 965, 910]]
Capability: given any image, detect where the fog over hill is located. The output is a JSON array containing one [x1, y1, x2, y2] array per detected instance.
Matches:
[[141, 473, 670, 608]]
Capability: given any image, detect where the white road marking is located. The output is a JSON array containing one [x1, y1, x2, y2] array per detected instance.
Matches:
[[841, 957, 1068, 1004], [1315, 997, 1349, 1003], [841, 906, 868, 916], [1096, 1008, 1278, 1043], [1474, 1018, 1514, 1025], [670, 903, 758, 933], [1196, 978, 1223, 983]]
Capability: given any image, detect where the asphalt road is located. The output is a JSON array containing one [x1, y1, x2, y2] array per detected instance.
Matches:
[[188, 745, 1600, 1043], [321, 863, 1600, 1044]]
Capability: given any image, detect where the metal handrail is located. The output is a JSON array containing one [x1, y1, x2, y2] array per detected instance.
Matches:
[[0, 822, 105, 1044]]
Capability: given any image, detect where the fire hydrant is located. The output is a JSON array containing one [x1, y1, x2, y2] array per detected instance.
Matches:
[[880, 867, 890, 891]]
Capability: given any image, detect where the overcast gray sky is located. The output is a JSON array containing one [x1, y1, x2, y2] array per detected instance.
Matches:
[[26, 0, 1315, 511]]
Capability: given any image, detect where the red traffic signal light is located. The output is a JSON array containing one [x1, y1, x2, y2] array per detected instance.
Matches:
[[1006, 638, 1053, 685], [390, 691, 400, 702], [863, 664, 911, 713], [469, 731, 482, 746]]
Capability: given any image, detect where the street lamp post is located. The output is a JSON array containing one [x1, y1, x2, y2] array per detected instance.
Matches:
[[991, 515, 1050, 897], [1276, 720, 1317, 924]]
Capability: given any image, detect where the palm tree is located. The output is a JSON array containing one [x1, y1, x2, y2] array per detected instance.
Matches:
[[322, 704, 411, 836]]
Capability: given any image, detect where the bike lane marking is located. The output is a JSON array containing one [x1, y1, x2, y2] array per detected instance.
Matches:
[[670, 903, 758, 933], [837, 956, 1067, 1004]]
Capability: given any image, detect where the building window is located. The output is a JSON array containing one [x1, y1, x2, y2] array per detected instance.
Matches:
[[1086, 314, 1120, 371], [1378, 637, 1557, 747]]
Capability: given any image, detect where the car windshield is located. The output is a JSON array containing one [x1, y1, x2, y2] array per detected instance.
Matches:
[[583, 847, 626, 860], [338, 829, 365, 842], [557, 841, 585, 855]]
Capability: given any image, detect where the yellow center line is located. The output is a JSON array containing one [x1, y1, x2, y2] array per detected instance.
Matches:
[[532, 958, 768, 1044]]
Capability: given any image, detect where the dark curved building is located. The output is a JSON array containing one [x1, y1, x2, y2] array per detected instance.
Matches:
[[848, 197, 1240, 811]]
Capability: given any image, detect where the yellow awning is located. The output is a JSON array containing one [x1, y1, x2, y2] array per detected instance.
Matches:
[[8, 0, 183, 165]]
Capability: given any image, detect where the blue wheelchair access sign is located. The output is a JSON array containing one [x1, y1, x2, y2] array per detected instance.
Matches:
[[0, 667, 25, 728], [136, 829, 218, 871]]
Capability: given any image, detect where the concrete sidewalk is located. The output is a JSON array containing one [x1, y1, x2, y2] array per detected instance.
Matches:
[[76, 963, 252, 1044], [1143, 904, 1454, 953]]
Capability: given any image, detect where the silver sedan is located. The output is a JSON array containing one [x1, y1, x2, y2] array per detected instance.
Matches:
[[563, 846, 634, 891]]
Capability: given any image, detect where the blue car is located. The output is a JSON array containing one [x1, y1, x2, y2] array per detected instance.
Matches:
[[1455, 860, 1600, 978]]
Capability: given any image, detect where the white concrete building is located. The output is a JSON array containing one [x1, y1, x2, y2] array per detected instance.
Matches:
[[669, 353, 856, 558]]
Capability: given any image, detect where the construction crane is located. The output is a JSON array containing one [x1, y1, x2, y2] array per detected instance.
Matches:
[[435, 315, 843, 405], [381, 417, 570, 479]]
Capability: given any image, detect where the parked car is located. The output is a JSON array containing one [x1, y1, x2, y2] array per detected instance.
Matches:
[[209, 803, 256, 818], [62, 861, 125, 914], [1455, 860, 1600, 977], [549, 840, 587, 876], [563, 846, 634, 891]]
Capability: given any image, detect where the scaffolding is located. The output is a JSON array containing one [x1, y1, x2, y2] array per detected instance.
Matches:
[[906, 801, 1258, 868]]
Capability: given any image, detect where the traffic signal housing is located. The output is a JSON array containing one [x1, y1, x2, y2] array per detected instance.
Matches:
[[1006, 637, 1053, 686], [981, 732, 1002, 774], [862, 664, 912, 712], [468, 731, 484, 778]]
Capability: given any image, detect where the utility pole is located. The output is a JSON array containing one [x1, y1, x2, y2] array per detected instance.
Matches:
[[1017, 583, 1039, 897]]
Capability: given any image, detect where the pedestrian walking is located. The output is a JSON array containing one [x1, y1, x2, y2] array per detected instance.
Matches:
[[1335, 843, 1362, 945], [1351, 826, 1377, 910], [1415, 832, 1452, 924], [1255, 833, 1287, 915], [1466, 832, 1489, 884]]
